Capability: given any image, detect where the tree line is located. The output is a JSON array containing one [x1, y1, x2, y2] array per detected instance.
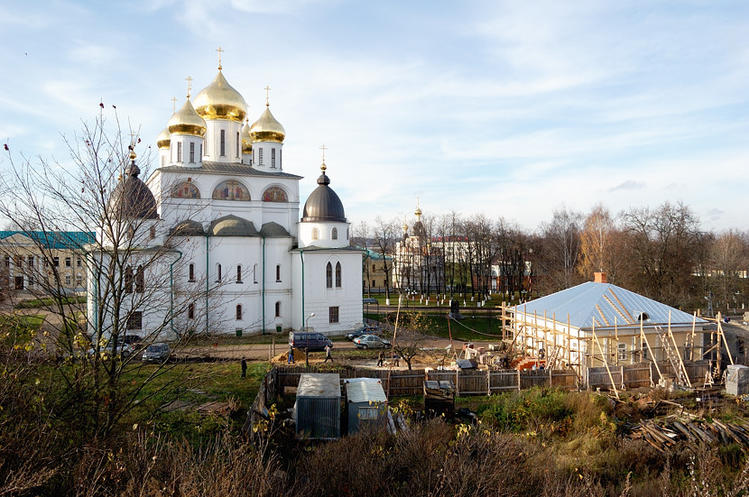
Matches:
[[353, 203, 749, 314]]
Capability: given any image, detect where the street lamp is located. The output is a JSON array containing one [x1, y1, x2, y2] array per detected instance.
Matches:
[[305, 312, 316, 330]]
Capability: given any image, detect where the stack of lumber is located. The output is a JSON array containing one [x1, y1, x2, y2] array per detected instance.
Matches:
[[631, 417, 749, 453]]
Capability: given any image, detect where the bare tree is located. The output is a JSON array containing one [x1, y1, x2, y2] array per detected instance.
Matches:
[[536, 208, 583, 293], [372, 217, 397, 304], [0, 109, 210, 435]]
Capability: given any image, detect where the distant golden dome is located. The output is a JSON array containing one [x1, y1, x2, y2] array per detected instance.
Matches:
[[240, 121, 253, 155], [415, 207, 422, 218], [250, 105, 285, 143], [156, 127, 170, 149], [193, 71, 247, 122], [168, 98, 206, 137]]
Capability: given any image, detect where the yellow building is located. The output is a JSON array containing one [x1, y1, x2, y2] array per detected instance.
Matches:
[[361, 248, 393, 295], [0, 231, 94, 301]]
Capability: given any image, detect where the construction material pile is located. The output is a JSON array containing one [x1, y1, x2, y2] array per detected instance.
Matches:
[[630, 417, 749, 453]]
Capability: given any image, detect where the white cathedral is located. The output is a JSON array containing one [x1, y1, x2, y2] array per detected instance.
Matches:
[[88, 60, 363, 338]]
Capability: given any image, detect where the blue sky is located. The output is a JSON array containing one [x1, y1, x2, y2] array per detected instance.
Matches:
[[1, 0, 748, 231]]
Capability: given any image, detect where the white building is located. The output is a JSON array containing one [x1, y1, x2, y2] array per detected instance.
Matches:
[[88, 61, 362, 338]]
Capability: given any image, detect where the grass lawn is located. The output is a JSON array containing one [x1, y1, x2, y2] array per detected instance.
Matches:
[[365, 312, 504, 342], [0, 313, 46, 346], [122, 361, 270, 441]]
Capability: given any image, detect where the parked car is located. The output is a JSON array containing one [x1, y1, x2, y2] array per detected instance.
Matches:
[[123, 334, 143, 346], [346, 326, 379, 341], [87, 341, 133, 358], [142, 343, 171, 363], [353, 334, 391, 349], [289, 331, 333, 352]]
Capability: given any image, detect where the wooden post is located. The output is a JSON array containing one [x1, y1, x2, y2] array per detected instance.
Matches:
[[567, 313, 572, 371], [552, 312, 558, 368], [517, 369, 521, 391], [689, 312, 696, 362], [717, 313, 734, 366], [620, 365, 625, 390], [667, 310, 692, 388], [592, 319, 619, 400], [716, 311, 722, 374], [614, 316, 619, 365], [640, 318, 662, 383], [455, 369, 460, 397], [487, 369, 491, 396]]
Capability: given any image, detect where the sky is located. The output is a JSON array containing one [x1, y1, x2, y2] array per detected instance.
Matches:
[[1, 0, 748, 232]]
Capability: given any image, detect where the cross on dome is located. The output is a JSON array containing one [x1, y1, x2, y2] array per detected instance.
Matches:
[[216, 46, 224, 70], [185, 76, 193, 98], [170, 96, 177, 112], [264, 85, 271, 107]]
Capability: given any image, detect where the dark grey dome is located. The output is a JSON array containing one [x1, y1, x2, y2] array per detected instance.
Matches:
[[170, 219, 205, 236], [111, 160, 158, 219], [301, 171, 346, 223], [209, 215, 258, 237]]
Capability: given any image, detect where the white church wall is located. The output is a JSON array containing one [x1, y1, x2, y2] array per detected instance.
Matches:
[[298, 222, 350, 248]]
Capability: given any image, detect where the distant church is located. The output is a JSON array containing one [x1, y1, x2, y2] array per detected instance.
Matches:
[[88, 54, 363, 337]]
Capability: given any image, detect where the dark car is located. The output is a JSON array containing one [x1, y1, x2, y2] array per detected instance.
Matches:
[[289, 331, 333, 352], [123, 334, 143, 345], [346, 326, 379, 341], [142, 343, 171, 363]]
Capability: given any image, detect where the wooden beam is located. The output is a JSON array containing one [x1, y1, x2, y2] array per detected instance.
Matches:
[[592, 318, 619, 399], [609, 288, 635, 323]]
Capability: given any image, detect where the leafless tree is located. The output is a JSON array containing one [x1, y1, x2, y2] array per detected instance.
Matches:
[[0, 108, 212, 435], [372, 217, 397, 303]]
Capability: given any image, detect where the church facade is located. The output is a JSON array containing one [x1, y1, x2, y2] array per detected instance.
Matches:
[[87, 61, 363, 338]]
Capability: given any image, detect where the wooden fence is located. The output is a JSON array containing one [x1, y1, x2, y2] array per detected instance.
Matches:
[[586, 361, 711, 391], [273, 365, 578, 397]]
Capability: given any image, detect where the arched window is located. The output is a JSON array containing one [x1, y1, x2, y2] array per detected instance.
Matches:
[[125, 266, 133, 293], [212, 180, 250, 201], [335, 262, 342, 288], [332, 227, 338, 240], [236, 304, 242, 320], [262, 186, 288, 202], [275, 301, 281, 318], [135, 266, 145, 293], [312, 228, 319, 241], [326, 262, 332, 288], [217, 264, 222, 282], [236, 265, 242, 283], [276, 264, 281, 282], [172, 182, 200, 199]]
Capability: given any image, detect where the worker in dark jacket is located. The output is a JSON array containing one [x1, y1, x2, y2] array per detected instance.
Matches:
[[241, 357, 247, 378], [288, 345, 295, 364], [377, 350, 384, 367]]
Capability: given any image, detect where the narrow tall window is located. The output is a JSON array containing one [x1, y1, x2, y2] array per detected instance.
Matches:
[[135, 266, 145, 293], [189, 142, 195, 163], [127, 311, 143, 330], [279, 149, 282, 169], [188, 303, 195, 320], [65, 257, 71, 267], [258, 148, 263, 165], [149, 226, 156, 239], [220, 130, 226, 156], [335, 262, 342, 288], [328, 306, 339, 324], [275, 301, 281, 318], [217, 264, 222, 282], [236, 304, 242, 320], [77, 258, 82, 268], [27, 255, 33, 268], [275, 264, 281, 282], [331, 227, 338, 240], [177, 142, 182, 162], [312, 228, 319, 241], [253, 264, 258, 284], [236, 265, 242, 283], [125, 266, 133, 293], [326, 262, 332, 288], [200, 143, 203, 157], [271, 148, 276, 168], [236, 131, 240, 157], [188, 263, 195, 282]]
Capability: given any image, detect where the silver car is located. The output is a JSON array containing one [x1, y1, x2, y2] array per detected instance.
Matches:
[[353, 334, 392, 349], [141, 343, 171, 362]]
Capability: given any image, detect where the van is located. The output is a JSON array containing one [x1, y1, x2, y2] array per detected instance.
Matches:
[[289, 331, 333, 352]]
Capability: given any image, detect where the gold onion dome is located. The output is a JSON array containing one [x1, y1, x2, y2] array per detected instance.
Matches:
[[193, 71, 248, 122], [250, 105, 286, 143], [156, 127, 171, 149], [240, 121, 253, 154], [168, 98, 206, 137]]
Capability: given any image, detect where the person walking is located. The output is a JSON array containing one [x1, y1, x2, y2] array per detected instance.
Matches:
[[377, 350, 384, 367], [287, 345, 295, 364], [324, 344, 333, 363], [304, 346, 310, 367], [240, 357, 247, 378]]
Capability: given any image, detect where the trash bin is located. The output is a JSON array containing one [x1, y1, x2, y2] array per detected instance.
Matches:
[[235, 328, 242, 337], [276, 325, 282, 333]]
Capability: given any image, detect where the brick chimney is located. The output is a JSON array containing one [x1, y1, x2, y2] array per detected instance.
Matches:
[[593, 271, 608, 283]]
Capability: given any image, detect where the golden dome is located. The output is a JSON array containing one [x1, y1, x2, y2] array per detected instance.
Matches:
[[240, 121, 253, 155], [193, 71, 247, 122], [415, 207, 422, 218], [168, 98, 206, 137], [250, 105, 285, 143], [402, 223, 408, 232], [156, 127, 171, 149]]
